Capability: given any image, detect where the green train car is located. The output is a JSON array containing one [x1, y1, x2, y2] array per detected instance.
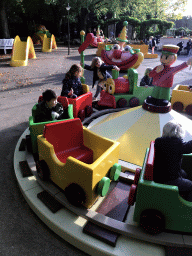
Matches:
[[128, 141, 192, 235], [98, 68, 154, 109]]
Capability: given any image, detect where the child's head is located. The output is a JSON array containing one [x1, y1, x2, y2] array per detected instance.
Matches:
[[162, 120, 185, 139], [91, 57, 103, 68], [145, 67, 153, 76], [42, 89, 57, 109], [66, 64, 83, 78]]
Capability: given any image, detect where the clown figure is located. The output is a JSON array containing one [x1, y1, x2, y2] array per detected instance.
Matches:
[[116, 21, 128, 50], [146, 44, 192, 107]]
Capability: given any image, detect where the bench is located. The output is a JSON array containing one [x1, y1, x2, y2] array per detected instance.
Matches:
[[0, 39, 14, 54]]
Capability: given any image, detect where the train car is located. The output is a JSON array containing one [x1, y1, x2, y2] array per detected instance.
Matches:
[[67, 83, 93, 121], [36, 118, 121, 208], [171, 84, 192, 116], [27, 96, 74, 154], [98, 68, 154, 109], [128, 141, 192, 235]]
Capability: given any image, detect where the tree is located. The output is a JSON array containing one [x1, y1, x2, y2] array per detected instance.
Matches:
[[0, 0, 10, 38]]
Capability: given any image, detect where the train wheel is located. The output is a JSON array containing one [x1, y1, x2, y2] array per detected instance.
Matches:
[[117, 98, 128, 108], [140, 209, 165, 235], [26, 134, 32, 153], [78, 109, 85, 121], [185, 104, 192, 116], [97, 177, 110, 197], [128, 184, 137, 206], [129, 97, 139, 108], [172, 101, 184, 112], [85, 105, 93, 117], [109, 163, 121, 181], [65, 183, 86, 207], [36, 160, 50, 181]]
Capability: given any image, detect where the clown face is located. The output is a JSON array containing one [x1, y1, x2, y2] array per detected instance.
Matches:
[[101, 44, 144, 71], [160, 54, 177, 66]]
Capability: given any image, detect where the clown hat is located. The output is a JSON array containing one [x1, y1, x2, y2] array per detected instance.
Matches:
[[117, 21, 128, 43], [96, 26, 100, 37], [162, 44, 179, 55]]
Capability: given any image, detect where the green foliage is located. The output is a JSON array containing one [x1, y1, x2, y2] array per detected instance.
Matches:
[[0, 0, 189, 39]]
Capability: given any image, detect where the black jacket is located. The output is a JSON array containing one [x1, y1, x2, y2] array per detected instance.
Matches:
[[140, 75, 153, 86], [84, 63, 114, 88], [34, 101, 64, 123], [154, 137, 192, 183], [61, 76, 83, 97]]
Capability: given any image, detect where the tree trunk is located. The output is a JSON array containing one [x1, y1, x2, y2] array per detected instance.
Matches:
[[0, 3, 10, 38]]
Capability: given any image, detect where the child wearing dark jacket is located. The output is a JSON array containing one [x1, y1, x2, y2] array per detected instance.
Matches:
[[82, 57, 120, 100], [34, 90, 68, 123], [61, 64, 83, 98], [140, 67, 153, 87]]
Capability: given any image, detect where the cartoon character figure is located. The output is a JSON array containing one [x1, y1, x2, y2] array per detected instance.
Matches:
[[97, 78, 116, 108], [146, 44, 192, 107], [101, 21, 144, 70]]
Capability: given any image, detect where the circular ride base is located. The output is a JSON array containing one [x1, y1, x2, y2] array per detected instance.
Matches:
[[14, 128, 164, 256], [88, 106, 192, 167]]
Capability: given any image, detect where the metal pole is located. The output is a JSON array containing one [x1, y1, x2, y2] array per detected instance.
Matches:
[[68, 10, 70, 55]]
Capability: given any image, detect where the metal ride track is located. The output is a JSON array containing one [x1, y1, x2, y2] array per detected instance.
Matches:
[[16, 107, 192, 250]]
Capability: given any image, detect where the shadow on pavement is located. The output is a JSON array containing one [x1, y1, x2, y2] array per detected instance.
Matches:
[[0, 121, 88, 256]]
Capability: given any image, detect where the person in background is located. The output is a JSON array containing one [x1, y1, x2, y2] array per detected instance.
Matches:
[[154, 120, 192, 201], [184, 38, 192, 55], [61, 64, 83, 98], [149, 36, 156, 54], [177, 41, 184, 56], [34, 89, 68, 123], [140, 67, 153, 87], [81, 57, 120, 100]]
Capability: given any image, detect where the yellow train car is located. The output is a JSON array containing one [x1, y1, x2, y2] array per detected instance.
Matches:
[[171, 85, 192, 115], [36, 118, 121, 208]]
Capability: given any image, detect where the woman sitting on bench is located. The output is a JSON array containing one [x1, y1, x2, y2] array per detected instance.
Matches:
[[34, 89, 68, 123], [154, 120, 192, 201]]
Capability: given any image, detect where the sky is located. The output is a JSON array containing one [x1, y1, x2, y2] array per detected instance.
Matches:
[[179, 0, 192, 16]]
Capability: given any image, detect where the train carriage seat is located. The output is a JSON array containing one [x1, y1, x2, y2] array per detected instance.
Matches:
[[43, 118, 93, 164], [144, 141, 155, 181]]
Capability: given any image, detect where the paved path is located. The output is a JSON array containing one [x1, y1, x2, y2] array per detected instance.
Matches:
[[0, 45, 192, 256]]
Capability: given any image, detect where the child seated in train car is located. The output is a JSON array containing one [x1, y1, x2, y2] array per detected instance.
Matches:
[[81, 57, 120, 101], [153, 120, 192, 201], [140, 67, 153, 87], [61, 64, 83, 98], [34, 89, 68, 123]]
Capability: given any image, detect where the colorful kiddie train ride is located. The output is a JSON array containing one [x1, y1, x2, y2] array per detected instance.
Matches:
[[27, 96, 73, 154], [97, 68, 154, 109], [171, 84, 192, 116], [128, 140, 192, 235], [79, 22, 144, 71], [36, 118, 121, 208], [90, 26, 105, 48], [66, 83, 93, 121], [101, 22, 144, 71]]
